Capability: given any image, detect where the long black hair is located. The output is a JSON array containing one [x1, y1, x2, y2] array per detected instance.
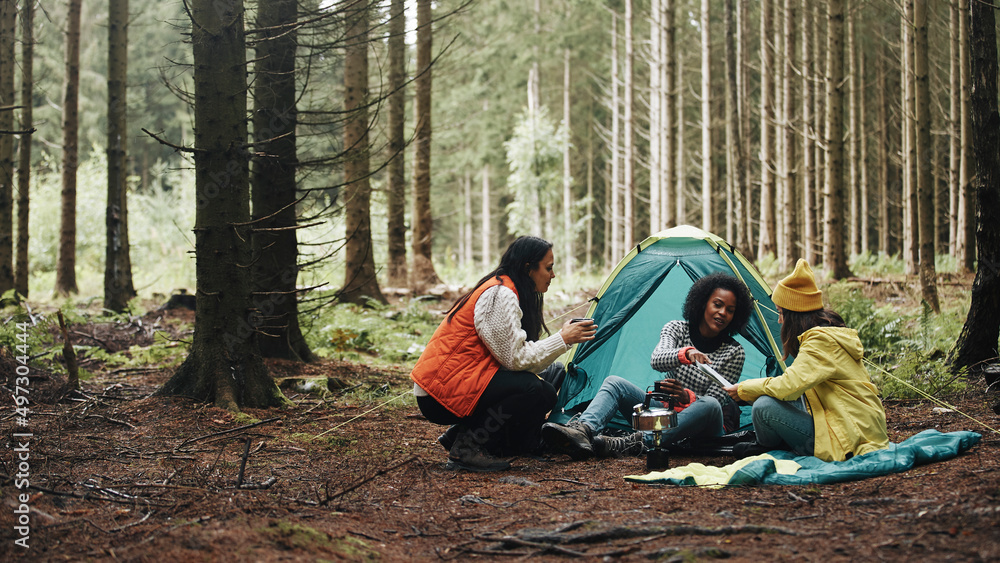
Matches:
[[681, 272, 754, 339], [778, 308, 846, 359], [447, 236, 553, 341]]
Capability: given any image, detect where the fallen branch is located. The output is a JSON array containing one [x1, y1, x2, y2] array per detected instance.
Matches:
[[4, 480, 172, 508], [236, 437, 252, 487], [238, 476, 278, 490], [848, 497, 896, 506], [109, 510, 154, 532], [71, 330, 113, 351], [85, 414, 137, 429], [322, 455, 419, 504], [476, 533, 588, 557], [538, 477, 597, 487], [109, 367, 161, 375], [787, 491, 812, 504], [175, 417, 280, 451], [500, 523, 813, 548]]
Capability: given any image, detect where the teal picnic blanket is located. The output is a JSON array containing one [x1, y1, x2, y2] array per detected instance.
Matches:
[[625, 429, 981, 487]]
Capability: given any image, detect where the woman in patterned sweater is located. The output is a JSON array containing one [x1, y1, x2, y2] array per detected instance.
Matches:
[[541, 272, 754, 459]]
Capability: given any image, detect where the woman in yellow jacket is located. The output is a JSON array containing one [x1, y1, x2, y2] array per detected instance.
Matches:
[[724, 259, 889, 462]]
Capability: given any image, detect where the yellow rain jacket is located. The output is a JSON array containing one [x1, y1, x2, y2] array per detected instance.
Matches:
[[737, 326, 889, 462]]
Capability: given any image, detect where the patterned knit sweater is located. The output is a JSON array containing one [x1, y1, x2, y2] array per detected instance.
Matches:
[[649, 320, 745, 414]]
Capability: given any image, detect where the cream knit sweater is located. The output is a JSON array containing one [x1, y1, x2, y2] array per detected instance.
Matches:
[[413, 284, 568, 397]]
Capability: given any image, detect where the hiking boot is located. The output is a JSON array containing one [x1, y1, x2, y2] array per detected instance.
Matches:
[[448, 429, 511, 472], [541, 420, 595, 460], [437, 424, 460, 451], [593, 431, 646, 458], [732, 441, 770, 458]]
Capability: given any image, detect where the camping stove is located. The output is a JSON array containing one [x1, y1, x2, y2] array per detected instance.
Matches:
[[632, 390, 678, 471]]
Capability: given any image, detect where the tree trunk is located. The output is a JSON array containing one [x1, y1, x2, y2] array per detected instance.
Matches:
[[650, 0, 661, 234], [878, 43, 891, 255], [463, 172, 473, 266], [14, 0, 33, 297], [603, 157, 611, 269], [903, 2, 919, 276], [957, 0, 975, 273], [823, 0, 851, 279], [948, 0, 960, 257], [700, 0, 712, 234], [386, 0, 407, 287], [725, 0, 745, 250], [586, 126, 594, 269], [913, 0, 939, 312], [0, 0, 15, 292], [859, 49, 869, 254], [758, 0, 776, 258], [481, 163, 491, 268], [847, 5, 859, 257], [663, 0, 676, 230], [56, 0, 82, 296], [623, 0, 634, 250], [952, 0, 1000, 379], [780, 0, 797, 271], [532, 0, 547, 239], [250, 0, 315, 360], [935, 117, 948, 255], [411, 0, 440, 290], [156, 0, 287, 411], [676, 56, 686, 225], [610, 11, 621, 261], [104, 0, 136, 313], [774, 8, 784, 258], [801, 0, 815, 264], [563, 48, 573, 273], [341, 1, 386, 305], [738, 0, 752, 256], [811, 2, 825, 263]]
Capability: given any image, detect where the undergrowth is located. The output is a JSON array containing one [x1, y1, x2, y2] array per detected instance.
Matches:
[[824, 282, 969, 400]]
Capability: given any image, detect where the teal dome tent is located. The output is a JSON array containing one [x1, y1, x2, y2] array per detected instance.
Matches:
[[551, 225, 787, 431]]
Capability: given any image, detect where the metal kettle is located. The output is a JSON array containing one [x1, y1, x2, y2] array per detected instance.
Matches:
[[632, 390, 677, 471]]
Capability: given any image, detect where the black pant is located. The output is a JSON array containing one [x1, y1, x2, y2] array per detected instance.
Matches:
[[418, 365, 559, 456]]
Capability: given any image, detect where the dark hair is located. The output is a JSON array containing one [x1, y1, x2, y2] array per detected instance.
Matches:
[[447, 236, 553, 341], [682, 272, 754, 339], [778, 307, 846, 359]]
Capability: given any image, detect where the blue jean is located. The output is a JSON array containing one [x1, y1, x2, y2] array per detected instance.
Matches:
[[579, 375, 724, 446], [750, 395, 815, 456]]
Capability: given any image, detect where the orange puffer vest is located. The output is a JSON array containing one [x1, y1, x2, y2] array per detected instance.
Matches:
[[410, 276, 517, 418]]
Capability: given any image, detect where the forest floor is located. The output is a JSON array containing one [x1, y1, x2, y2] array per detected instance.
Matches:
[[2, 303, 999, 562]]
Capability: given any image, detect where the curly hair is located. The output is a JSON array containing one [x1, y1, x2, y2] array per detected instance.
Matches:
[[681, 272, 754, 338]]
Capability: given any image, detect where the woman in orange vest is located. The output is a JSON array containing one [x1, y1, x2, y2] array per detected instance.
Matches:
[[411, 236, 597, 471]]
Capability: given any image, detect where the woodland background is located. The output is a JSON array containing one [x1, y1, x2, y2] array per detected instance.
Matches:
[[1, 1, 999, 559], [0, 0, 998, 405]]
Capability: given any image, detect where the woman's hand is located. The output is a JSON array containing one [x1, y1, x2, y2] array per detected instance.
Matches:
[[723, 384, 740, 401], [686, 348, 711, 364], [654, 378, 686, 401], [559, 318, 597, 345]]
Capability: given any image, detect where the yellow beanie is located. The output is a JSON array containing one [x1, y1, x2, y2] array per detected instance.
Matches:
[[772, 259, 823, 312]]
